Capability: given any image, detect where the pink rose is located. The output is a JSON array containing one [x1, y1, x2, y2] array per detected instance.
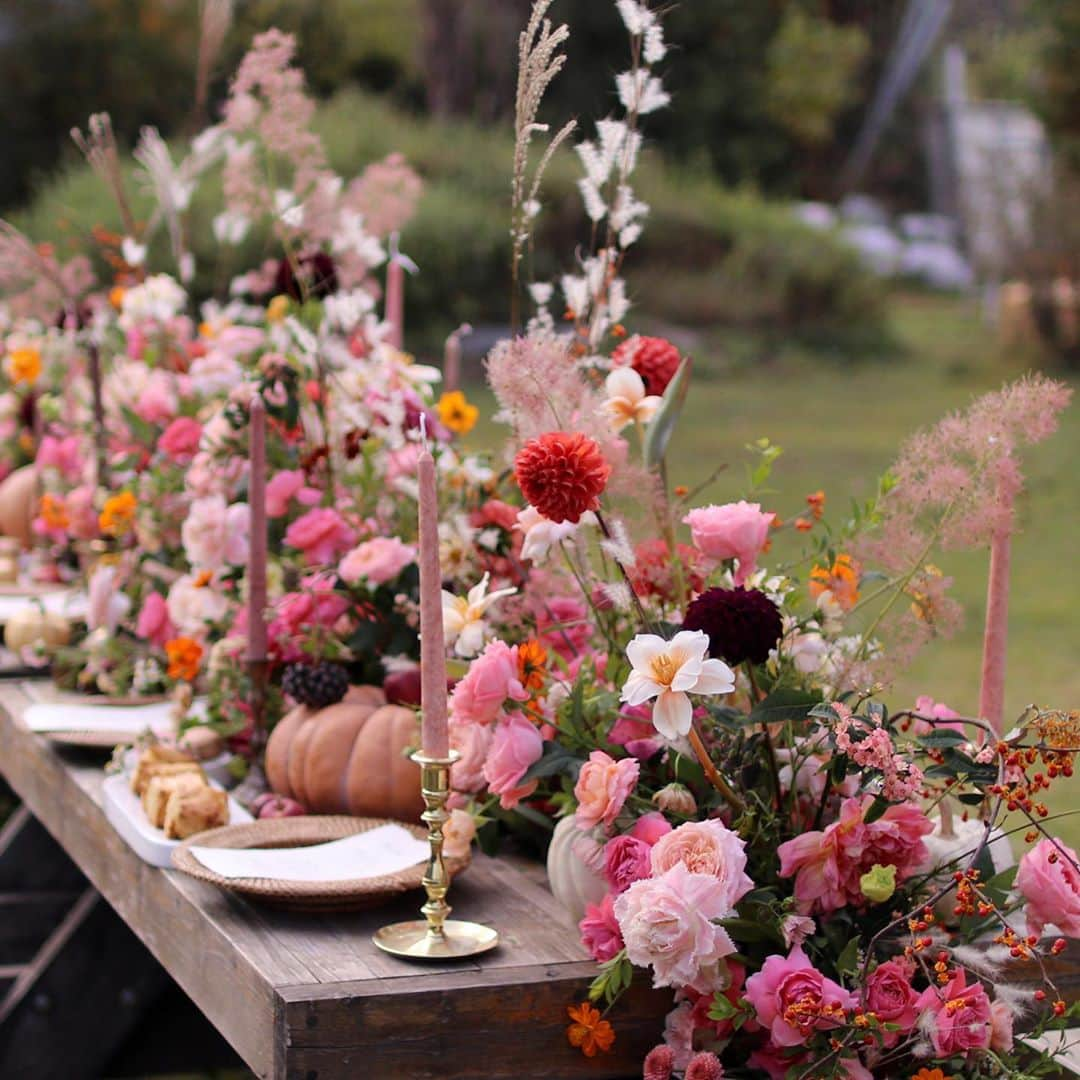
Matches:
[[864, 958, 919, 1044], [268, 575, 350, 660], [651, 820, 754, 911], [614, 862, 739, 993], [1016, 838, 1080, 937], [136, 592, 175, 649], [482, 712, 543, 810], [449, 719, 493, 793], [265, 470, 321, 517], [338, 536, 416, 586], [285, 507, 356, 565], [157, 416, 203, 463], [631, 811, 673, 846], [573, 750, 639, 831], [35, 435, 82, 480], [744, 945, 854, 1047], [449, 640, 529, 726], [579, 893, 624, 962], [990, 999, 1014, 1052], [604, 835, 653, 894], [777, 797, 932, 913], [917, 969, 991, 1056], [682, 501, 774, 585]]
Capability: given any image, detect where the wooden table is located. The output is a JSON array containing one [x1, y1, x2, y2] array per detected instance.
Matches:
[[0, 683, 667, 1079]]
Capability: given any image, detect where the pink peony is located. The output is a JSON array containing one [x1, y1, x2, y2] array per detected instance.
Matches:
[[651, 820, 754, 911], [864, 958, 919, 1045], [777, 796, 932, 913], [573, 750, 639, 831], [1016, 838, 1080, 937], [338, 536, 416, 586], [265, 469, 321, 517], [744, 945, 854, 1047], [449, 640, 529, 726], [157, 416, 203, 462], [682, 501, 774, 585], [449, 719, 493, 793], [285, 507, 356, 565], [603, 834, 652, 894], [917, 969, 992, 1056], [631, 811, 673, 846], [136, 592, 175, 649], [614, 862, 739, 993], [578, 893, 624, 962], [482, 712, 543, 810]]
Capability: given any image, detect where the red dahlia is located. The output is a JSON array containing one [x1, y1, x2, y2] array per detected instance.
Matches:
[[612, 335, 682, 396], [514, 431, 611, 524]]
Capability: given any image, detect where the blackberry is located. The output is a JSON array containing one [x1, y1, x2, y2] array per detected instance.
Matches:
[[282, 662, 349, 708]]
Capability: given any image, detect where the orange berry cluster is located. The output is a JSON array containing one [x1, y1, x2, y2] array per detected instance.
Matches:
[[989, 742, 1073, 820]]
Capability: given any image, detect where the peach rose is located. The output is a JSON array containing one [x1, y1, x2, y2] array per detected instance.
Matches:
[[651, 820, 754, 911], [574, 750, 640, 831], [339, 536, 416, 586]]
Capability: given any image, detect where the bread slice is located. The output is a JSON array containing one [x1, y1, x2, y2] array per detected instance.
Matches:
[[163, 785, 229, 840], [143, 771, 207, 828]]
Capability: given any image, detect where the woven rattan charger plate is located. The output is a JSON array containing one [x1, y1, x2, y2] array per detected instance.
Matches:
[[171, 815, 470, 912]]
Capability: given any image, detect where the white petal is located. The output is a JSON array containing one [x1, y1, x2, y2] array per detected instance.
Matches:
[[669, 655, 704, 693], [692, 659, 737, 696], [653, 690, 692, 740], [621, 671, 661, 706], [605, 366, 646, 402], [466, 573, 491, 607], [455, 621, 486, 658], [670, 630, 710, 664], [626, 633, 667, 672]]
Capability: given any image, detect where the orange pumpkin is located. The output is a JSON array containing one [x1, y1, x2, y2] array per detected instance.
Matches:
[[0, 466, 38, 548], [264, 686, 424, 822]]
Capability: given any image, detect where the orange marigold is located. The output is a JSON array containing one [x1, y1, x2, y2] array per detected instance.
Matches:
[[809, 553, 860, 611], [99, 491, 137, 537], [165, 637, 203, 682], [566, 1002, 615, 1057], [39, 493, 69, 531]]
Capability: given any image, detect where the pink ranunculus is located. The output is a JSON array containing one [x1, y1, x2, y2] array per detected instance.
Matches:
[[651, 820, 754, 911], [603, 834, 653, 894], [449, 719, 493, 793], [614, 862, 739, 993], [579, 893, 624, 962], [917, 969, 992, 1057], [285, 507, 356, 565], [265, 469, 321, 517], [449, 640, 529, 726], [338, 536, 416, 586], [482, 712, 543, 810], [744, 945, 855, 1047], [913, 694, 966, 736], [864, 958, 919, 1045], [136, 592, 175, 649], [157, 416, 203, 463], [574, 750, 639, 831], [35, 435, 82, 480], [777, 796, 932, 913], [631, 811, 673, 847], [682, 501, 774, 585], [990, 999, 1014, 1052], [535, 595, 593, 661], [1016, 837, 1080, 937]]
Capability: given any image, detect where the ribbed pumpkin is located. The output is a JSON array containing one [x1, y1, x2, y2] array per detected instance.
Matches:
[[264, 685, 424, 822], [546, 815, 608, 924], [0, 466, 37, 548]]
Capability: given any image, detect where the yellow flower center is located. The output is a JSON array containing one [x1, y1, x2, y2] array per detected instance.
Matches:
[[649, 652, 680, 688]]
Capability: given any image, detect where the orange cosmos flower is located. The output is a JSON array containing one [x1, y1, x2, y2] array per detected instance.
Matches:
[[806, 489, 825, 519], [437, 390, 479, 436], [517, 639, 548, 693], [910, 1070, 951, 1080], [565, 1002, 615, 1057], [39, 493, 69, 531], [165, 637, 203, 682], [99, 491, 138, 537], [6, 347, 42, 385], [809, 553, 860, 611]]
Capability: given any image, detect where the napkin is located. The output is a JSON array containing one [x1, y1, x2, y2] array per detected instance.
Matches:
[[23, 700, 177, 735], [188, 824, 430, 882]]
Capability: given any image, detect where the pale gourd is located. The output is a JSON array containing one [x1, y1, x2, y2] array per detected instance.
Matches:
[[4, 607, 71, 653], [264, 685, 424, 822], [546, 815, 608, 924], [0, 467, 38, 548]]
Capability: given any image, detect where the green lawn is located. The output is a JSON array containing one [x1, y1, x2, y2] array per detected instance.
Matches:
[[461, 289, 1080, 843]]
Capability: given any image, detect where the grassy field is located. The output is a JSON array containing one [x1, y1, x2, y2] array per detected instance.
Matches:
[[463, 289, 1080, 841]]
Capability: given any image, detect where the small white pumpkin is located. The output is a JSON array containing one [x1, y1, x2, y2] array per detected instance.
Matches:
[[546, 815, 608, 925], [4, 607, 71, 654]]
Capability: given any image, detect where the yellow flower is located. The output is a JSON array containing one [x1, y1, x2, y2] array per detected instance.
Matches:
[[99, 491, 137, 537], [266, 294, 290, 323], [437, 390, 479, 435], [6, 347, 42, 386]]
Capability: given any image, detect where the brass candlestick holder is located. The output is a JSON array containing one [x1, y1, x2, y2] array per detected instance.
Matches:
[[373, 750, 499, 960]]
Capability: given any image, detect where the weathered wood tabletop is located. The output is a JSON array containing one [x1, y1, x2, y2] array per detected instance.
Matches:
[[0, 682, 667, 1079]]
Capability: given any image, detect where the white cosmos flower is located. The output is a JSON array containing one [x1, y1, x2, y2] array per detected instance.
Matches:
[[442, 573, 517, 658], [621, 630, 735, 741], [603, 367, 661, 430], [515, 505, 595, 563]]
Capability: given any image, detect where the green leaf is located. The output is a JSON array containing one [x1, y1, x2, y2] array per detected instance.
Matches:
[[643, 356, 691, 470], [918, 730, 969, 748], [520, 742, 584, 783], [835, 936, 860, 977], [863, 795, 890, 824], [749, 688, 822, 726], [706, 993, 738, 1022]]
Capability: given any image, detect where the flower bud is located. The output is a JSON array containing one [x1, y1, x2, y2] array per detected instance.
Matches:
[[653, 783, 697, 817]]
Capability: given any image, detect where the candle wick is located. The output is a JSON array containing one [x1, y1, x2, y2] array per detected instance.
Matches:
[[419, 411, 429, 452]]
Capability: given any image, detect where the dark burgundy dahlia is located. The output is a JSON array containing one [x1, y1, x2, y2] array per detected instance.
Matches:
[[274, 251, 338, 301], [682, 586, 782, 666]]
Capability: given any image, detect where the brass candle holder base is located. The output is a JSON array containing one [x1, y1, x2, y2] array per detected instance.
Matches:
[[373, 750, 499, 961]]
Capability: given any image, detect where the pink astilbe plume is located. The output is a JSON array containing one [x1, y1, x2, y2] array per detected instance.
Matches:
[[0, 222, 94, 321], [348, 153, 424, 238]]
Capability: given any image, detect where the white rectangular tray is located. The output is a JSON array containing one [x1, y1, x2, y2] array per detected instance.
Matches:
[[102, 772, 252, 868]]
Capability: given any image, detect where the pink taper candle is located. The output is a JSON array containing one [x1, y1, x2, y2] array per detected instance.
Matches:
[[386, 235, 405, 350], [417, 431, 449, 757], [247, 394, 268, 663], [442, 323, 471, 395], [978, 517, 1012, 736]]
